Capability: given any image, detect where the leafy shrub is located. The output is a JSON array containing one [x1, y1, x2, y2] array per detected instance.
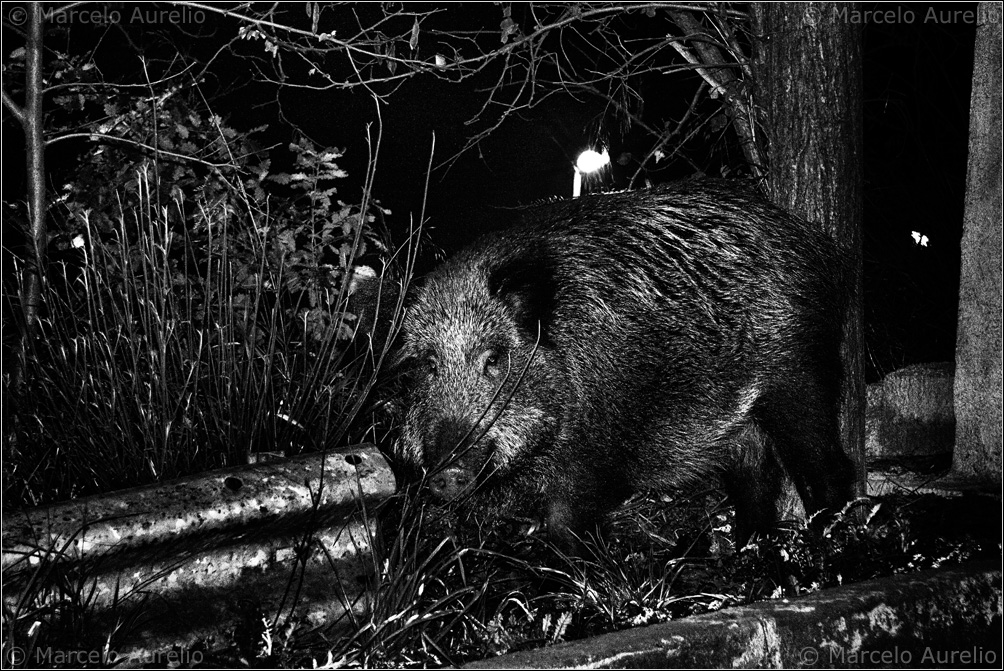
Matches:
[[4, 92, 404, 506]]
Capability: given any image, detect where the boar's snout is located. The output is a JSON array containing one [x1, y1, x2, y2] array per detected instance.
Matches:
[[428, 466, 475, 502]]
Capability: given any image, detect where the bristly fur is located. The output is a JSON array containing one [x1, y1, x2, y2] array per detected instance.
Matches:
[[396, 179, 854, 547]]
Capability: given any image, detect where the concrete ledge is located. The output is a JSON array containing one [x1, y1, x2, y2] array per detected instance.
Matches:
[[466, 562, 1002, 668], [866, 363, 955, 460]]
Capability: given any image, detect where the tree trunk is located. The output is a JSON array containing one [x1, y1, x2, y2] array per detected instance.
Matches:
[[23, 2, 47, 337], [952, 3, 1002, 485], [751, 3, 867, 501]]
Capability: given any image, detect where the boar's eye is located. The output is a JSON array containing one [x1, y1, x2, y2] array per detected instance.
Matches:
[[424, 355, 439, 377], [481, 347, 504, 378]]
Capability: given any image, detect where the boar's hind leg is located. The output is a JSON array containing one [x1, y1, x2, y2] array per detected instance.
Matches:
[[755, 379, 855, 526]]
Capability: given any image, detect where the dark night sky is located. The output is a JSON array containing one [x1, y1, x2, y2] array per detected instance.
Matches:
[[3, 2, 982, 381], [859, 5, 976, 375], [272, 4, 979, 259]]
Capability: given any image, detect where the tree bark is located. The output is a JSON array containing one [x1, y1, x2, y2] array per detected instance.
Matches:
[[952, 2, 1002, 484], [23, 2, 47, 336], [751, 3, 867, 500]]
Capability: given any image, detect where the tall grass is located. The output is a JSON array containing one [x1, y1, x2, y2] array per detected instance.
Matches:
[[255, 491, 737, 668], [4, 171, 403, 506]]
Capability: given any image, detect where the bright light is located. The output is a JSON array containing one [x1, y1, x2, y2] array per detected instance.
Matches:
[[572, 148, 610, 197], [576, 149, 610, 174]]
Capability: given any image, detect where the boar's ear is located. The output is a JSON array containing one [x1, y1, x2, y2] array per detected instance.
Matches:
[[487, 251, 557, 344]]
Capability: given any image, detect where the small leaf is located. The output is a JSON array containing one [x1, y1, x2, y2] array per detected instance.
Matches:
[[306, 2, 320, 33], [386, 42, 397, 74], [409, 17, 420, 50]]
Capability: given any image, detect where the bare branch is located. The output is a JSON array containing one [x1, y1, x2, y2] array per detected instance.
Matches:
[[668, 8, 763, 175], [45, 132, 241, 170], [2, 88, 25, 125]]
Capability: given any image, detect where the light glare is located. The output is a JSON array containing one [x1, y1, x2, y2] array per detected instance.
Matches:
[[576, 149, 610, 174]]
